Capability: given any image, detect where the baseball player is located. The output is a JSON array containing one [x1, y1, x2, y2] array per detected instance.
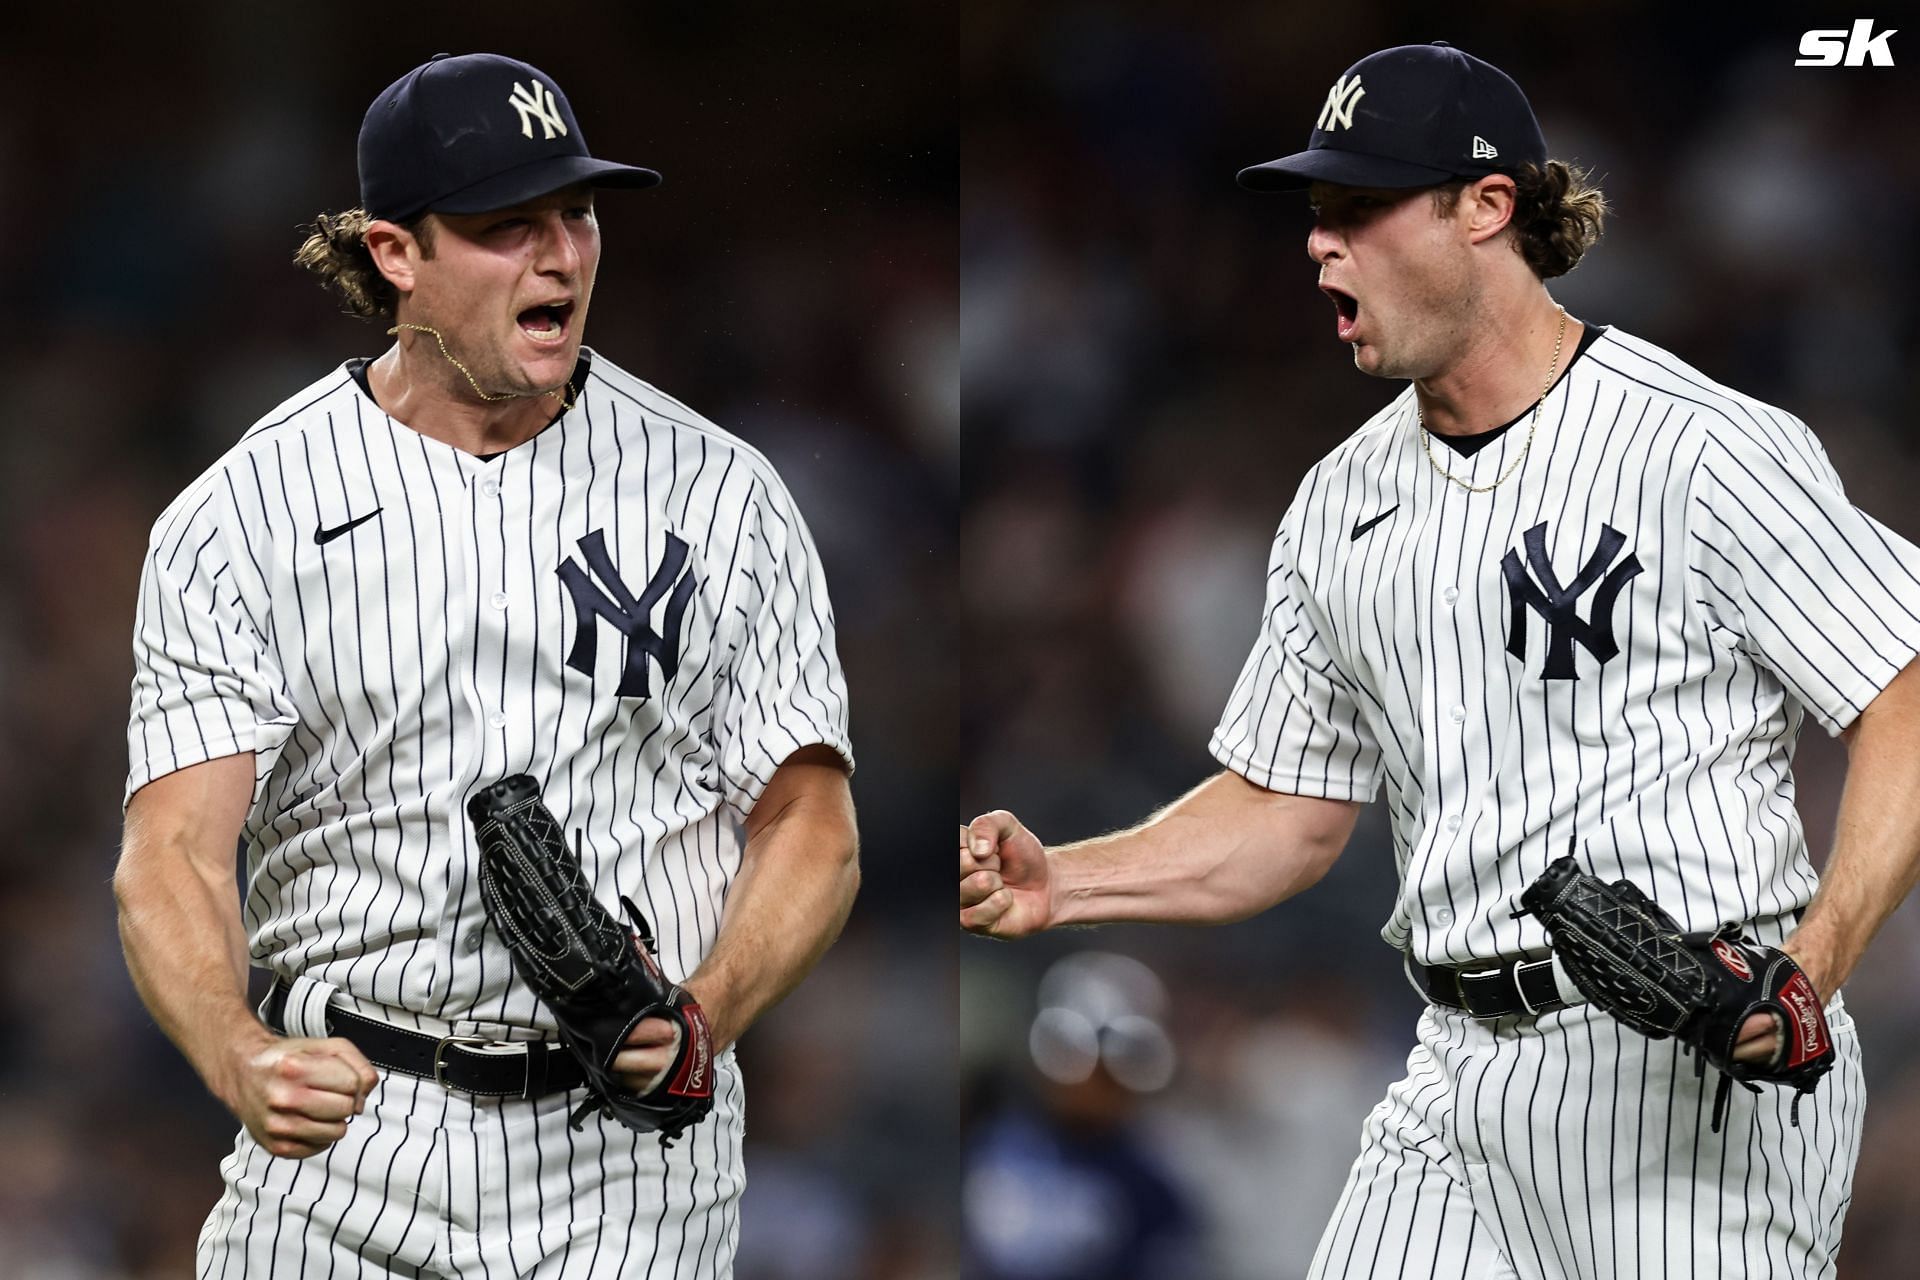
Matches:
[[114, 53, 858, 1277], [961, 42, 1920, 1277]]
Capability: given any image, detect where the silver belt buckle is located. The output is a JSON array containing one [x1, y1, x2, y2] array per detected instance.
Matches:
[[433, 1035, 492, 1088], [1455, 965, 1509, 1020]]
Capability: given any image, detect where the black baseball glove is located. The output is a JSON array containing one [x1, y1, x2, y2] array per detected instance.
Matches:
[[1517, 854, 1834, 1132], [467, 775, 715, 1143]]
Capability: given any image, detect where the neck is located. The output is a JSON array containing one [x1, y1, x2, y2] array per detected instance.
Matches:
[[367, 333, 570, 456], [1414, 292, 1579, 438]]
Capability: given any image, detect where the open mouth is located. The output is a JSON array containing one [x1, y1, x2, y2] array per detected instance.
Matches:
[[517, 301, 575, 342], [1321, 286, 1360, 339]]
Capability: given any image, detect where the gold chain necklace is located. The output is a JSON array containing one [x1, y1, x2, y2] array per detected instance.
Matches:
[[387, 322, 577, 413], [1418, 304, 1567, 494]]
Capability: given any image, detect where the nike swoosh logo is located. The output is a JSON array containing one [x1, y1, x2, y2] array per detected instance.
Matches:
[[313, 508, 384, 545], [1350, 505, 1399, 541]]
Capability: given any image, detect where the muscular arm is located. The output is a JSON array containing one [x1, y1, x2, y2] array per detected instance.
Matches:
[[1784, 655, 1920, 1000], [116, 754, 267, 1098], [618, 744, 859, 1083], [116, 754, 376, 1158], [960, 770, 1363, 936], [690, 744, 860, 1047]]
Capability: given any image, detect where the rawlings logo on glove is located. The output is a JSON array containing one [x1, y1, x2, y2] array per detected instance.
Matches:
[[1517, 854, 1834, 1133], [467, 775, 715, 1144]]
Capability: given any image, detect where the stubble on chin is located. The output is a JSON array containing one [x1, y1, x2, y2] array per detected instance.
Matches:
[[452, 337, 556, 402], [490, 331, 583, 400], [1352, 339, 1410, 381]]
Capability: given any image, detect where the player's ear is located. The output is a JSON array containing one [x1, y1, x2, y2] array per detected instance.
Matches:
[[1462, 175, 1518, 246], [364, 217, 425, 294]]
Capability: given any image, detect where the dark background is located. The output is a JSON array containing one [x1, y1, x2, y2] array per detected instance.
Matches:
[[960, 1, 1920, 1276], [0, 2, 955, 1275]]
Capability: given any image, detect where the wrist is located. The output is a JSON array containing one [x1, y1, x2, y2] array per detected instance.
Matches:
[[1036, 846, 1074, 931], [204, 1017, 279, 1111], [681, 979, 738, 1053], [1781, 934, 1846, 1004]]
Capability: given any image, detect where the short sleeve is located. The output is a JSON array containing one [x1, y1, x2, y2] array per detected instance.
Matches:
[[1687, 423, 1920, 735], [125, 484, 297, 808], [713, 473, 854, 818], [1209, 518, 1382, 799]]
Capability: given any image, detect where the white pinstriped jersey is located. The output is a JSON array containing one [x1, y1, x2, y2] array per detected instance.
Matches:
[[120, 345, 840, 1274], [1213, 326, 1920, 967], [126, 350, 851, 1274]]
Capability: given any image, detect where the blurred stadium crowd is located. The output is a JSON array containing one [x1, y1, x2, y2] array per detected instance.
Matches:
[[0, 3, 954, 1276], [960, 3, 1920, 1277]]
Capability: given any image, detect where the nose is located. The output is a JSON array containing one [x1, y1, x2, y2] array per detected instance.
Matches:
[[534, 210, 582, 279], [1307, 220, 1343, 266]]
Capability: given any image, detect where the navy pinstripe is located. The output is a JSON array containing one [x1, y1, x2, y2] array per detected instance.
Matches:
[[128, 350, 848, 1277], [1215, 328, 1910, 1275]]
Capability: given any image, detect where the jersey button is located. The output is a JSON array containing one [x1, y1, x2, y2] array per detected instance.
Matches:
[[488, 710, 507, 729], [1449, 704, 1466, 724], [1434, 907, 1455, 925], [1444, 814, 1462, 833], [462, 927, 484, 954], [482, 478, 501, 498], [1442, 586, 1460, 605], [490, 591, 509, 610]]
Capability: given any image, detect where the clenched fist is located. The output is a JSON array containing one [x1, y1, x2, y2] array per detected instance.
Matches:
[[960, 810, 1055, 939], [222, 1030, 379, 1160]]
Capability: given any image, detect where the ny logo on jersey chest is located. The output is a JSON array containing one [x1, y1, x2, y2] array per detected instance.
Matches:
[[556, 529, 696, 700], [1502, 521, 1643, 680]]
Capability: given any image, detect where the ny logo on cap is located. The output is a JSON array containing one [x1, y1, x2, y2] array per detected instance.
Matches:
[[1317, 75, 1366, 132], [508, 80, 569, 141]]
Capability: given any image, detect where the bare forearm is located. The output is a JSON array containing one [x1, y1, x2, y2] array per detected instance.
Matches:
[[1787, 662, 1920, 999], [117, 755, 270, 1109], [1050, 771, 1359, 927], [687, 790, 859, 1050], [115, 841, 270, 1107]]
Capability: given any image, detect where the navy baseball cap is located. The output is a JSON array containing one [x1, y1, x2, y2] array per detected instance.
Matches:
[[359, 53, 661, 222], [1238, 42, 1547, 192]]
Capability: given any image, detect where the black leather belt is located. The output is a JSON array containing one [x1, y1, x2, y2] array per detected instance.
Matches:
[[263, 979, 585, 1100], [1407, 954, 1571, 1020]]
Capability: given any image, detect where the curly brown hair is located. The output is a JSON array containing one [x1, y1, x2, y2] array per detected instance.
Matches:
[[293, 209, 436, 321], [1433, 161, 1608, 279]]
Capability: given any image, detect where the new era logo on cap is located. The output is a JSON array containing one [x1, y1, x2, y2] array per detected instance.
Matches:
[[1238, 41, 1547, 192]]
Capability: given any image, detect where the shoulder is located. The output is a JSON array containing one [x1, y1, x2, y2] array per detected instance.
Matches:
[[230, 363, 365, 451], [146, 365, 362, 552], [581, 352, 792, 499], [1582, 328, 1828, 472], [1281, 386, 1415, 524], [1324, 385, 1416, 470], [157, 365, 361, 521]]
